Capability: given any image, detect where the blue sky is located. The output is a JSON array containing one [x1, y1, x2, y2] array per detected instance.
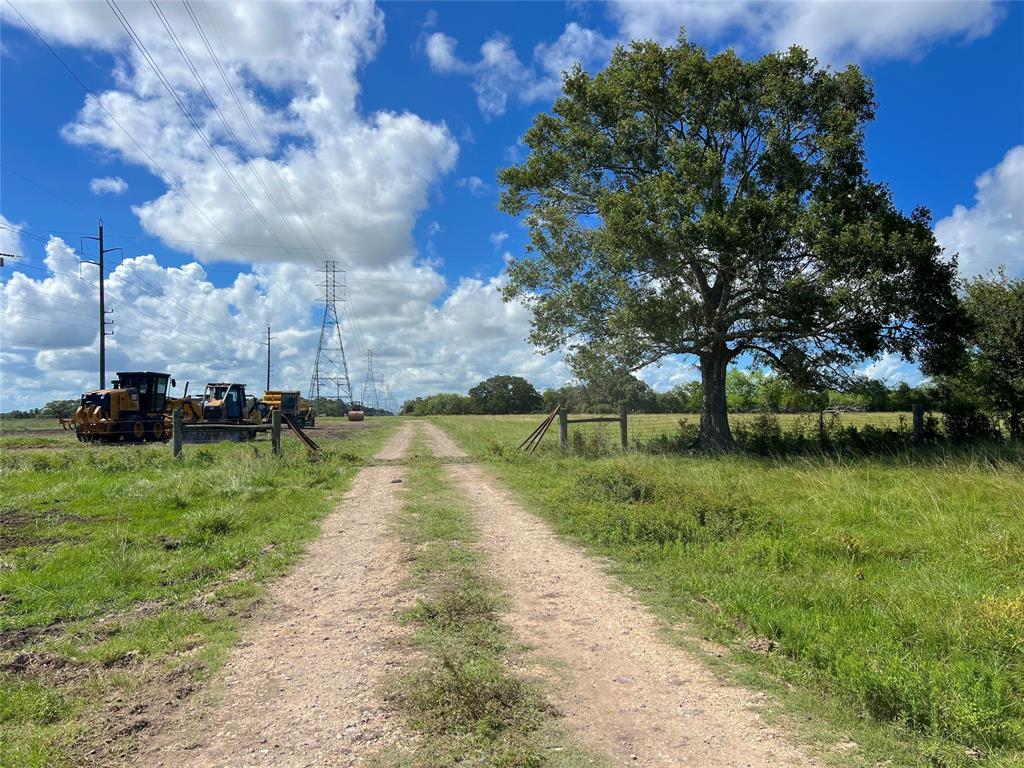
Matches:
[[1, 1, 1022, 410]]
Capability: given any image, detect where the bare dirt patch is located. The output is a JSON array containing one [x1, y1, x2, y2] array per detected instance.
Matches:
[[136, 431, 416, 767], [442, 449, 816, 767]]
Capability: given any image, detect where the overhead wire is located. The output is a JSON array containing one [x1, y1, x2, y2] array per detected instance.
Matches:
[[149, 0, 315, 263], [4, 0, 251, 265], [105, 0, 303, 273], [183, 0, 330, 260]]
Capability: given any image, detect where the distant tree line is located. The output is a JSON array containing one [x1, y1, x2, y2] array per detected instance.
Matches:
[[401, 372, 937, 417], [1, 399, 79, 419], [541, 372, 939, 415], [402, 375, 542, 416]]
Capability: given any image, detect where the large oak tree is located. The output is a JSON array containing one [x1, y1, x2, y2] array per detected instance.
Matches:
[[499, 35, 965, 450]]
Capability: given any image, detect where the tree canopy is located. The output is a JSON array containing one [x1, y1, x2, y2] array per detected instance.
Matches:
[[940, 271, 1024, 438], [499, 33, 965, 449], [468, 375, 543, 414]]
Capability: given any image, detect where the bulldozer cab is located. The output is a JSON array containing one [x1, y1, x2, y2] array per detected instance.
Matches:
[[202, 383, 247, 421], [115, 372, 170, 415]]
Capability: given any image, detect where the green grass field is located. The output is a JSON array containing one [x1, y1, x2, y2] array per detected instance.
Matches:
[[433, 415, 1024, 767], [1, 418, 67, 432], [0, 418, 397, 766]]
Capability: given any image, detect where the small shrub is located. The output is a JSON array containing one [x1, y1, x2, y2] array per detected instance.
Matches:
[[101, 536, 144, 588], [943, 405, 1001, 443], [568, 429, 611, 457]]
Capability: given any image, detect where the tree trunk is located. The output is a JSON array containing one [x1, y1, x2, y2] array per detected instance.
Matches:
[[697, 351, 733, 451]]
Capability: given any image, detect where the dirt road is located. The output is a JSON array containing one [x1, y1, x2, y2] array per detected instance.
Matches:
[[139, 420, 816, 767], [139, 428, 414, 767], [420, 421, 815, 768]]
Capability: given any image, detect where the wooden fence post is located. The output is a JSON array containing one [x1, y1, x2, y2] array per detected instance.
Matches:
[[172, 409, 182, 459], [619, 404, 628, 450], [271, 410, 281, 455], [559, 405, 568, 451], [912, 403, 924, 444]]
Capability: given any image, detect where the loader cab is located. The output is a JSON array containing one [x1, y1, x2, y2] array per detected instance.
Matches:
[[114, 371, 170, 415]]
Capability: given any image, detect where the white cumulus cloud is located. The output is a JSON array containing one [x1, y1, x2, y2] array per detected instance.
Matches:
[[457, 176, 487, 196], [8, 1, 457, 268], [935, 146, 1024, 277], [424, 22, 615, 118], [609, 0, 1002, 63], [89, 176, 128, 195]]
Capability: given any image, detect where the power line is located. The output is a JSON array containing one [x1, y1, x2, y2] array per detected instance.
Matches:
[[183, 0, 329, 260], [106, 0, 300, 271], [4, 0, 251, 264], [149, 0, 314, 261]]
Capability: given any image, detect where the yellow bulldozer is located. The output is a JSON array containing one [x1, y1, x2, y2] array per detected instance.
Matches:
[[61, 371, 176, 443], [198, 382, 259, 424]]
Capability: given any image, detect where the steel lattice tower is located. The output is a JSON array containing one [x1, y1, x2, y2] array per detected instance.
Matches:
[[308, 261, 353, 411], [361, 349, 380, 412]]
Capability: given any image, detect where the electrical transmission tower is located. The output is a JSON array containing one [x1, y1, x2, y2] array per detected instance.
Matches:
[[308, 261, 353, 412], [361, 349, 380, 413]]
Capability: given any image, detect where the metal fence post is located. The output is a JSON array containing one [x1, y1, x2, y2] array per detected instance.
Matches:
[[172, 409, 182, 459], [559, 405, 568, 451], [619, 404, 628, 450], [271, 410, 281, 456]]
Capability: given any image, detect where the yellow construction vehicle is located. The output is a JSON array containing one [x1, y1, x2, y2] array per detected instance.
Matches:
[[347, 401, 365, 422], [260, 390, 315, 428], [199, 383, 259, 424], [162, 379, 203, 423], [62, 371, 174, 443]]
